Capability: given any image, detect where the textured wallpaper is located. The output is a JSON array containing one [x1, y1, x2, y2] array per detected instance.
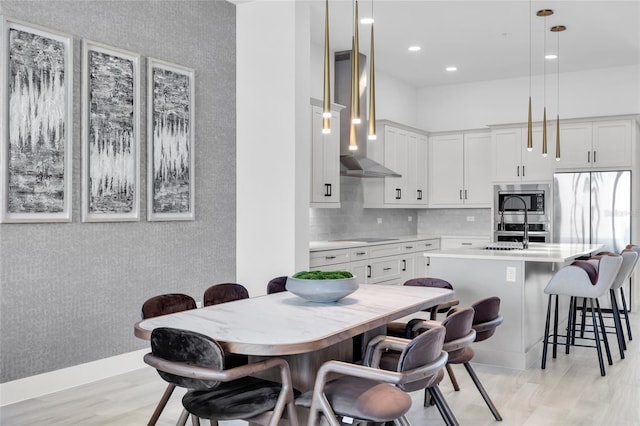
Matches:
[[0, 0, 236, 382]]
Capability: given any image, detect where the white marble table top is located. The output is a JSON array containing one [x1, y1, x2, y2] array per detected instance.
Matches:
[[425, 242, 604, 263], [135, 284, 454, 356]]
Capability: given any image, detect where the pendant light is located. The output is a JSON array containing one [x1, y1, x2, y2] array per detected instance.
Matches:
[[367, 0, 376, 140], [322, 0, 331, 134], [526, 0, 533, 151], [537, 9, 553, 157], [551, 25, 566, 161], [351, 0, 361, 125]]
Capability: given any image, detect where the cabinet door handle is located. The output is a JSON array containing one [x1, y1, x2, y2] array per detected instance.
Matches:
[[588, 151, 591, 163], [395, 188, 402, 200], [324, 183, 332, 197], [461, 242, 473, 246], [593, 151, 597, 163], [383, 267, 392, 271], [367, 265, 372, 278], [417, 189, 423, 200], [464, 189, 468, 200], [355, 251, 367, 256], [424, 243, 433, 247], [405, 245, 414, 249], [459, 189, 463, 200], [402, 260, 407, 271], [522, 165, 525, 177], [325, 255, 336, 260], [517, 165, 520, 177]]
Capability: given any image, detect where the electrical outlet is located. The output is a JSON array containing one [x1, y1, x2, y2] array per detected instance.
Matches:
[[377, 218, 382, 224], [196, 301, 202, 308], [408, 216, 413, 222], [466, 216, 475, 222], [506, 267, 517, 282]]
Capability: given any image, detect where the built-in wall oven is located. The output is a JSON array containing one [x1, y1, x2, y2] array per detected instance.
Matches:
[[493, 183, 551, 243]]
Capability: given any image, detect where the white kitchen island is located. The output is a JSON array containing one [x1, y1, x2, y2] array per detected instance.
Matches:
[[426, 242, 603, 369]]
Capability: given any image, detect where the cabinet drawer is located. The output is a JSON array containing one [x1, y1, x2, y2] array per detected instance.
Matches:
[[349, 247, 370, 260], [370, 257, 402, 283], [413, 239, 440, 252], [310, 249, 350, 267], [368, 243, 404, 258]]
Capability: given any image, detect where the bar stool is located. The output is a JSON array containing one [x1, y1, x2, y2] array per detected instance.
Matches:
[[542, 254, 622, 376], [621, 244, 640, 341]]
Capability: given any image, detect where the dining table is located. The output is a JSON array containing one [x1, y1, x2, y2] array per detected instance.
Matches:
[[135, 283, 455, 392]]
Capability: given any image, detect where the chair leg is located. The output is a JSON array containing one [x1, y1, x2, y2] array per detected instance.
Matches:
[[147, 383, 176, 426], [620, 287, 633, 341], [541, 294, 553, 369], [177, 409, 190, 426], [589, 298, 606, 377], [552, 294, 559, 359], [190, 416, 201, 426], [610, 289, 626, 357], [566, 296, 575, 354], [595, 299, 613, 366], [463, 363, 503, 421], [580, 297, 587, 338], [428, 386, 459, 426], [446, 364, 460, 391]]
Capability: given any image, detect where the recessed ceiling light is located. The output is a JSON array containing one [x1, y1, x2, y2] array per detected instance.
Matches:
[[408, 46, 421, 52], [446, 66, 457, 72], [545, 54, 558, 60], [360, 17, 374, 25]]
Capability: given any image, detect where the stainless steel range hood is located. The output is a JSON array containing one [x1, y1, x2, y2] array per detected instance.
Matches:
[[335, 50, 401, 178]]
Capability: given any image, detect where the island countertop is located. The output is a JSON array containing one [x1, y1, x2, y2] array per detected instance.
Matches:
[[425, 242, 604, 263]]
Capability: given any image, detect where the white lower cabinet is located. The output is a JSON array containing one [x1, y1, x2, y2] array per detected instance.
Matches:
[[310, 238, 441, 286], [440, 236, 490, 250]]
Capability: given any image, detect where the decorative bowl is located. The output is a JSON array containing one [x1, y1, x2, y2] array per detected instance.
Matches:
[[286, 276, 359, 303]]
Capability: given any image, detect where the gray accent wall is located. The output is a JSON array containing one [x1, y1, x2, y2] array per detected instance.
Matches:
[[0, 0, 236, 382]]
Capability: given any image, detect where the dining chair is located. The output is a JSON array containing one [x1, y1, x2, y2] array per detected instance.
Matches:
[[426, 298, 504, 421], [144, 327, 299, 426], [267, 276, 288, 294], [203, 282, 250, 306], [296, 326, 451, 426], [387, 277, 459, 338], [141, 293, 197, 426]]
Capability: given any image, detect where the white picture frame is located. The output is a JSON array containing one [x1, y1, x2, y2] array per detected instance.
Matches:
[[0, 17, 73, 223], [147, 58, 195, 221], [81, 40, 140, 222]]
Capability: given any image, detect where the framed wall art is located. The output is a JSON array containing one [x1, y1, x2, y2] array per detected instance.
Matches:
[[81, 40, 140, 222], [0, 17, 73, 223], [147, 58, 195, 221]]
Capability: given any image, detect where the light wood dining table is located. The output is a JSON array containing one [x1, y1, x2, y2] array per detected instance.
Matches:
[[135, 284, 455, 392]]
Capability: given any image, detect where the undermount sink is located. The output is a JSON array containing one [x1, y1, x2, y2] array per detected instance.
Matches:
[[329, 237, 400, 243]]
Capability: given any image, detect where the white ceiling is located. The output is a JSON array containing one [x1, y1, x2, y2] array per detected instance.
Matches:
[[309, 0, 640, 88]]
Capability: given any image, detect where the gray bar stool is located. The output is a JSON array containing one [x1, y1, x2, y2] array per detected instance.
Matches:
[[541, 254, 622, 376]]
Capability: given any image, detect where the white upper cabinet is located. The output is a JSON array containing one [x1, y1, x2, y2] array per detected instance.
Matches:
[[555, 118, 633, 170], [491, 126, 554, 182], [363, 121, 429, 208], [429, 131, 491, 207], [310, 100, 343, 208]]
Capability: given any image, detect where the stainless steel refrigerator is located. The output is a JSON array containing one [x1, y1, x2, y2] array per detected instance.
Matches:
[[553, 170, 632, 306]]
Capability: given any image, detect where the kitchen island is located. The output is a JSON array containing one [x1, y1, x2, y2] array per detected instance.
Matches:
[[425, 242, 603, 369]]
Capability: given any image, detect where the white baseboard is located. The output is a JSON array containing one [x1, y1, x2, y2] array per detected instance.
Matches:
[[0, 348, 148, 407]]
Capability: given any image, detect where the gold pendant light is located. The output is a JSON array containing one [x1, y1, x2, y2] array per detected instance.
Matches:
[[552, 25, 566, 161], [367, 0, 376, 140], [322, 0, 331, 134], [537, 9, 553, 158], [351, 0, 361, 125], [526, 0, 533, 151]]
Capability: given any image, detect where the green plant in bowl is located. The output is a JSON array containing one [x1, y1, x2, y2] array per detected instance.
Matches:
[[287, 271, 358, 302]]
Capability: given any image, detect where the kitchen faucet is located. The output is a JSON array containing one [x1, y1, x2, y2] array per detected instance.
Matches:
[[500, 195, 529, 249]]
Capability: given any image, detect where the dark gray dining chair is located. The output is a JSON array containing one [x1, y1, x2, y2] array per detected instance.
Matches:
[[141, 293, 197, 426], [144, 327, 299, 426]]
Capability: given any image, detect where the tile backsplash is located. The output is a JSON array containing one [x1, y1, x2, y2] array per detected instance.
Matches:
[[309, 178, 491, 241]]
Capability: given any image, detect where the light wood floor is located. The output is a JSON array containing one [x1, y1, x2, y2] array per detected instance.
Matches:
[[2, 311, 639, 425]]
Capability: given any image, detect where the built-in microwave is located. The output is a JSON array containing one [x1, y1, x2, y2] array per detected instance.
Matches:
[[493, 183, 551, 235]]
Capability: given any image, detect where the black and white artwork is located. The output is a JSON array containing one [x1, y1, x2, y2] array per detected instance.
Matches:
[[1, 18, 73, 223], [81, 40, 139, 222], [147, 58, 194, 221]]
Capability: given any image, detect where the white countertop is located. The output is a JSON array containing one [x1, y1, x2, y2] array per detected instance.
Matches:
[[426, 242, 604, 263], [309, 234, 442, 251]]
